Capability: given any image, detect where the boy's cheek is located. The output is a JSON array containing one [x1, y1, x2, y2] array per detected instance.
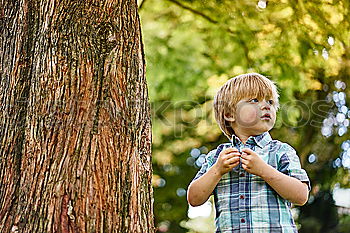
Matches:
[[236, 104, 258, 125]]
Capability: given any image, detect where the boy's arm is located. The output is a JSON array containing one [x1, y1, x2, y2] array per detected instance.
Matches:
[[187, 165, 223, 207], [187, 147, 240, 207], [241, 148, 309, 206], [258, 164, 308, 206]]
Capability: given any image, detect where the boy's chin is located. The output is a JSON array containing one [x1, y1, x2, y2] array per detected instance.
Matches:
[[253, 125, 274, 135], [262, 121, 275, 130]]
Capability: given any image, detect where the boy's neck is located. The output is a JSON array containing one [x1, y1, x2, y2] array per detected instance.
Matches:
[[233, 130, 252, 144], [236, 135, 250, 144], [232, 126, 262, 145]]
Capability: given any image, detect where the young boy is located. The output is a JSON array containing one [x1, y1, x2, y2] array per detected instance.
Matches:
[[187, 73, 310, 233]]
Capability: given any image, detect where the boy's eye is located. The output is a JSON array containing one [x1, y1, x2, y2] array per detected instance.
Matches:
[[249, 98, 259, 103], [268, 99, 274, 105]]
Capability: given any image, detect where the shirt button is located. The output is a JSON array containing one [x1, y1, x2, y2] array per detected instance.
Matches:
[[241, 218, 246, 223], [240, 173, 245, 177], [240, 195, 245, 199]]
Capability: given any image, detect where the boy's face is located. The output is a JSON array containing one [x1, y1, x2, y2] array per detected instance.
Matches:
[[228, 96, 277, 136]]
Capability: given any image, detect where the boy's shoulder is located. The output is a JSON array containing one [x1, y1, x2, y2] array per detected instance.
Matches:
[[270, 139, 297, 153], [257, 134, 297, 153], [268, 139, 301, 164]]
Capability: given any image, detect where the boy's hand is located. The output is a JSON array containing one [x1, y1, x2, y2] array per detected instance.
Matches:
[[241, 148, 269, 177], [214, 147, 241, 176]]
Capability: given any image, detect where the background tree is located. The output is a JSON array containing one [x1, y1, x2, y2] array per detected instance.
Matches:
[[139, 0, 350, 232], [0, 0, 153, 232]]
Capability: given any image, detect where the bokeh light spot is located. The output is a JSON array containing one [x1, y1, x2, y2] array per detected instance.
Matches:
[[328, 36, 335, 46], [308, 154, 317, 164], [257, 0, 267, 9]]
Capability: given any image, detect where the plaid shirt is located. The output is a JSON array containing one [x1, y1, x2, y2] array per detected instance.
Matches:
[[193, 132, 310, 233]]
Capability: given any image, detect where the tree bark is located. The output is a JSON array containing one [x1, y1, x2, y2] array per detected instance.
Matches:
[[0, 0, 153, 232]]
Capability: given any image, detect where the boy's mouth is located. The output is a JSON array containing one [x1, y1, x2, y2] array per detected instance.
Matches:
[[261, 113, 271, 120]]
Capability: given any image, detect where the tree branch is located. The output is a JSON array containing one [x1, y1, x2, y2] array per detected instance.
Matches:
[[166, 0, 219, 24], [138, 0, 147, 10], [166, 0, 241, 36]]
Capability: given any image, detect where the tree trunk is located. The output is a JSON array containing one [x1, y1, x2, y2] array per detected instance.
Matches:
[[0, 0, 153, 232]]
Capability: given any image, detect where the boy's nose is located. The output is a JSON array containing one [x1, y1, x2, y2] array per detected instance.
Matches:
[[260, 101, 271, 110]]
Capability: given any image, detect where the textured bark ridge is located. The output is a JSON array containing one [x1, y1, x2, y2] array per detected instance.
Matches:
[[0, 0, 153, 232]]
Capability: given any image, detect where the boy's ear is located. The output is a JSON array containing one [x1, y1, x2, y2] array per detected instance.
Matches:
[[224, 112, 235, 122]]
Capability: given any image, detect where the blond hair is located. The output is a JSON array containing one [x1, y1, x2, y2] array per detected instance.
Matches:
[[213, 73, 279, 139]]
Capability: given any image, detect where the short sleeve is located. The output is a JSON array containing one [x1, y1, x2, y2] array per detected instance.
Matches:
[[193, 149, 217, 181], [278, 144, 311, 190]]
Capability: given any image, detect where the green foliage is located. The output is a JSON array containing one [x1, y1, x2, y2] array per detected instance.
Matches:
[[140, 0, 350, 232], [339, 215, 350, 233]]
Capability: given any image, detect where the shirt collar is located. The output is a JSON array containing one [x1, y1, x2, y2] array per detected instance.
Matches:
[[230, 132, 272, 148]]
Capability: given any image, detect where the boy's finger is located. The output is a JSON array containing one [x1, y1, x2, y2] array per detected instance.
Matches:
[[241, 156, 250, 164], [240, 152, 248, 159], [227, 157, 240, 164], [229, 162, 240, 169], [242, 148, 254, 153], [226, 152, 241, 158]]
